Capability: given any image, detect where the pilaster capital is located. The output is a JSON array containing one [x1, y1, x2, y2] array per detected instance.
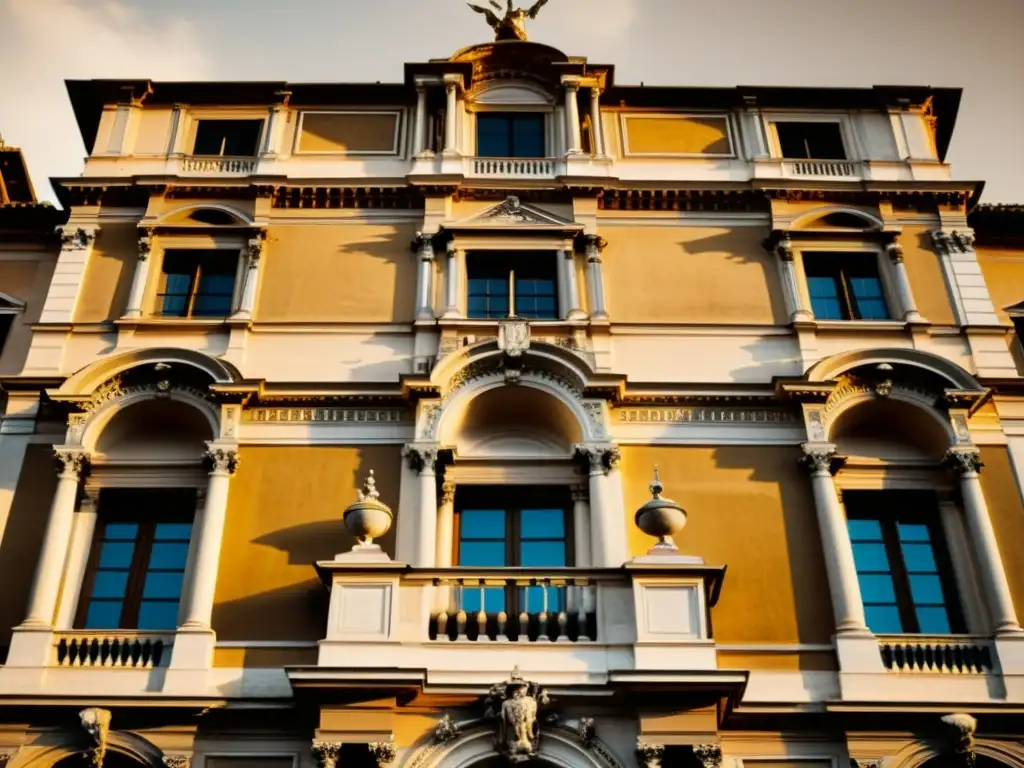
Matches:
[[204, 443, 240, 475], [575, 444, 620, 475], [368, 742, 396, 766], [799, 443, 844, 476], [54, 447, 89, 479], [412, 232, 436, 261], [582, 234, 607, 262], [59, 226, 98, 251], [310, 741, 343, 768], [137, 228, 154, 260], [162, 756, 190, 768], [693, 744, 722, 768], [944, 448, 983, 476], [886, 240, 904, 263], [440, 481, 456, 506], [404, 444, 438, 474], [776, 236, 795, 262], [246, 231, 266, 265], [635, 741, 665, 768]]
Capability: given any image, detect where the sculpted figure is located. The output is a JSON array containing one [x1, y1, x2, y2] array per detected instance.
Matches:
[[468, 0, 550, 41], [485, 668, 550, 762]]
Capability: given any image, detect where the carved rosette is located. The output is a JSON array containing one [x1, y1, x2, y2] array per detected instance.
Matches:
[[205, 446, 240, 475], [54, 448, 89, 479], [368, 743, 396, 766], [162, 756, 190, 768], [434, 713, 460, 744], [310, 741, 342, 768], [79, 707, 112, 768], [944, 449, 983, 476], [693, 744, 722, 768], [635, 741, 665, 768], [404, 445, 438, 474]]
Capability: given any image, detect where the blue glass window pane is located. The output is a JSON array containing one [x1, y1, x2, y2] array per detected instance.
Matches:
[[858, 573, 897, 603], [91, 571, 130, 599], [99, 541, 136, 569], [468, 278, 488, 292], [511, 116, 544, 158], [848, 519, 883, 540], [143, 572, 184, 599], [478, 115, 512, 157], [897, 523, 931, 542], [459, 541, 506, 567], [851, 541, 890, 571], [519, 585, 566, 612], [460, 510, 505, 539], [155, 523, 192, 540], [901, 542, 938, 573], [520, 541, 566, 567], [163, 273, 192, 294], [462, 587, 506, 614], [84, 601, 123, 629], [909, 574, 945, 605], [137, 601, 179, 631], [864, 604, 903, 634], [916, 606, 952, 634], [520, 509, 564, 539], [192, 295, 233, 316], [849, 277, 889, 319], [105, 523, 139, 541], [148, 542, 190, 569], [160, 295, 188, 316], [807, 276, 843, 319]]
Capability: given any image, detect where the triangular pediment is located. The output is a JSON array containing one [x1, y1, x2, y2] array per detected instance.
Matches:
[[450, 196, 577, 229], [1005, 299, 1024, 317], [0, 292, 25, 311]]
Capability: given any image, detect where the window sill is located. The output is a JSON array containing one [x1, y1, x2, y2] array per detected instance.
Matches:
[[802, 319, 912, 331], [432, 317, 590, 328], [115, 316, 244, 329]]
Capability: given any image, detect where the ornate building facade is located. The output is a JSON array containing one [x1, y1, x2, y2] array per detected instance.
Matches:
[[1, 15, 1024, 768]]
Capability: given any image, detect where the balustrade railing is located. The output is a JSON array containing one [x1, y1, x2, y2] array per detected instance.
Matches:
[[787, 159, 858, 178], [180, 156, 258, 174], [53, 631, 172, 668], [878, 635, 994, 674], [467, 157, 558, 179], [429, 574, 597, 643]]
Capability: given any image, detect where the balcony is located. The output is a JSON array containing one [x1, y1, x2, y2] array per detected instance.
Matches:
[[877, 635, 995, 675], [782, 159, 860, 179], [465, 156, 562, 180], [53, 630, 172, 669], [178, 155, 258, 175]]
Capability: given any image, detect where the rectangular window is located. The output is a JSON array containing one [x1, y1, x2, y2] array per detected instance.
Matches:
[[159, 250, 237, 318], [77, 489, 195, 631], [455, 486, 571, 615], [845, 491, 964, 635], [477, 113, 545, 158], [192, 119, 264, 157], [0, 313, 13, 358], [775, 121, 847, 160], [803, 253, 889, 320], [466, 252, 558, 320]]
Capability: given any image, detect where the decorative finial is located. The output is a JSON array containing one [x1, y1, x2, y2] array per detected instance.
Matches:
[[649, 465, 663, 499], [634, 465, 688, 553], [341, 470, 393, 555], [468, 0, 550, 41], [357, 470, 380, 502]]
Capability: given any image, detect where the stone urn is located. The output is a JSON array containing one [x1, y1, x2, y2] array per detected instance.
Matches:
[[343, 470, 393, 550], [634, 467, 687, 552]]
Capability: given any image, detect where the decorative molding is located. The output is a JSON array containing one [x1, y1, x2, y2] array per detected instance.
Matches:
[[692, 745, 722, 768], [434, 713, 461, 744], [484, 668, 551, 763], [800, 443, 844, 476], [454, 195, 575, 227], [635, 741, 665, 768], [204, 444, 239, 474], [79, 707, 112, 768], [404, 444, 438, 473], [244, 407, 409, 424], [162, 757, 190, 768], [310, 741, 343, 768], [575, 444, 620, 475], [615, 407, 795, 425], [944, 448, 983, 476], [368, 743, 396, 766], [54, 448, 89, 478]]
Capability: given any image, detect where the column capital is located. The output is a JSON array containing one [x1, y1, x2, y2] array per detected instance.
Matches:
[[581, 234, 607, 262], [945, 447, 983, 476], [799, 443, 845, 476], [59, 226, 98, 251], [204, 443, 239, 475], [412, 232, 436, 260], [575, 444, 620, 475], [246, 230, 267, 264], [368, 742, 396, 767], [54, 447, 89, 479], [404, 444, 438, 473], [561, 75, 583, 91], [692, 744, 722, 768], [886, 240, 905, 263], [137, 228, 154, 261], [635, 741, 665, 768], [310, 741, 342, 768], [440, 480, 456, 505], [442, 72, 464, 88]]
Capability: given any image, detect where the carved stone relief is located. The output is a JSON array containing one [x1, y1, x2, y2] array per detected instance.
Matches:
[[484, 669, 550, 763], [79, 707, 112, 768]]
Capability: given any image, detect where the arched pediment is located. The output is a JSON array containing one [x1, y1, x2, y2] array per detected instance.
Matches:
[[806, 348, 983, 392], [470, 81, 556, 106], [55, 347, 240, 398], [155, 203, 254, 228], [790, 206, 884, 231]]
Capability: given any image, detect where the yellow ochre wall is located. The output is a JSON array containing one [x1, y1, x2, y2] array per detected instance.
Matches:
[[211, 444, 402, 642], [900, 224, 956, 325], [256, 223, 418, 323], [619, 444, 834, 644], [979, 446, 1024, 622], [0, 253, 56, 375], [600, 226, 786, 324], [74, 222, 137, 323], [977, 245, 1024, 325]]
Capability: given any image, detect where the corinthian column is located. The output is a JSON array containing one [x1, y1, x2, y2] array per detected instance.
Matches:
[[563, 79, 583, 154], [886, 241, 922, 323], [123, 229, 153, 318], [403, 445, 438, 567], [800, 443, 868, 634], [584, 235, 608, 320], [946, 448, 1021, 634], [413, 233, 436, 321], [231, 233, 265, 319], [21, 448, 89, 627]]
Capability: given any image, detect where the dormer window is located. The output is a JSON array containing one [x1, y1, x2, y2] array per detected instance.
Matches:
[[192, 119, 263, 157], [776, 121, 847, 160], [477, 113, 545, 158]]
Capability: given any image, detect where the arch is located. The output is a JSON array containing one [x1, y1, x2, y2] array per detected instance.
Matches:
[[56, 348, 240, 397], [470, 81, 557, 106], [806, 348, 984, 392], [889, 739, 1024, 768], [154, 202, 254, 227], [790, 206, 884, 231], [10, 730, 164, 768], [828, 393, 955, 457], [403, 727, 623, 768]]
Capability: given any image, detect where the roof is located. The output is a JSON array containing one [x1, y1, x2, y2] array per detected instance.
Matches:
[[0, 143, 37, 204], [65, 76, 963, 160], [969, 204, 1024, 246]]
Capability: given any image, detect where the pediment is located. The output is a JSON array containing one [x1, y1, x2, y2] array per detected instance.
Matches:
[[1005, 299, 1024, 317], [0, 292, 25, 311], [449, 196, 578, 230]]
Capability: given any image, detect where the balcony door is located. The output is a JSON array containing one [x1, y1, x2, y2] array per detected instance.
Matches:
[[454, 485, 572, 617]]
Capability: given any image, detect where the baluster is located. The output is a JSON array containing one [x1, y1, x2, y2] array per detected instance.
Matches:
[[518, 581, 530, 642], [436, 579, 450, 642], [556, 582, 568, 642], [456, 582, 467, 639], [477, 584, 488, 641], [576, 585, 589, 641], [536, 581, 550, 642]]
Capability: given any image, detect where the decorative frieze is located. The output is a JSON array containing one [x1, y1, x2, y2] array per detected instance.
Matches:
[[615, 407, 795, 424], [244, 408, 409, 423], [162, 756, 190, 768]]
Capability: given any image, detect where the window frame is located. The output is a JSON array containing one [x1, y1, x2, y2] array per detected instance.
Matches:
[[140, 234, 248, 321], [793, 244, 898, 324], [801, 251, 891, 321], [765, 112, 858, 162], [618, 111, 737, 159], [180, 110, 269, 158], [189, 118, 266, 158], [75, 489, 197, 631], [0, 291, 25, 363], [844, 490, 966, 636], [292, 109, 406, 157], [464, 250, 561, 320], [157, 248, 239, 319], [467, 106, 557, 158]]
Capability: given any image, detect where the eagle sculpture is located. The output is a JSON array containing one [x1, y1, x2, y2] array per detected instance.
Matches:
[[468, 0, 550, 41]]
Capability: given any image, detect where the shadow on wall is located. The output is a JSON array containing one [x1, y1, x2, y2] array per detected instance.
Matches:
[[210, 445, 402, 643], [705, 445, 835, 653], [336, 225, 417, 324], [679, 227, 788, 325], [0, 444, 60, 653]]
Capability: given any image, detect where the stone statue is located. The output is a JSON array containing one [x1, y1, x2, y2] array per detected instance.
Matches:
[[468, 0, 550, 41], [484, 668, 550, 762]]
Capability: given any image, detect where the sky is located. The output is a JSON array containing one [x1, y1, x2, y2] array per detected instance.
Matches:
[[0, 0, 1022, 203]]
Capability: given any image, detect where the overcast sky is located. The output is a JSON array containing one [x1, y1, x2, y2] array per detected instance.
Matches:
[[1, 0, 1022, 203]]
